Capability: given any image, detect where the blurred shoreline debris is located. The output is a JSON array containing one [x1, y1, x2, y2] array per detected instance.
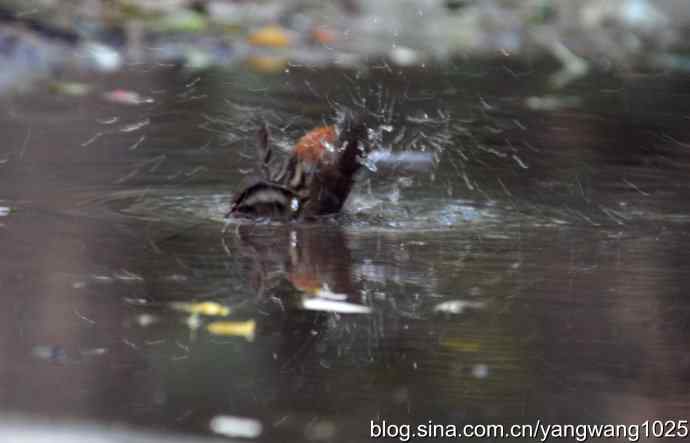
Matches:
[[0, 0, 689, 92]]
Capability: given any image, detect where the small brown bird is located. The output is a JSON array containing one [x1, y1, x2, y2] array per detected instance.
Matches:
[[227, 113, 368, 220]]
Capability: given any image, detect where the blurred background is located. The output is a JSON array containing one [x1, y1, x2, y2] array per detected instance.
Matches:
[[1, 0, 690, 90], [1, 1, 690, 442]]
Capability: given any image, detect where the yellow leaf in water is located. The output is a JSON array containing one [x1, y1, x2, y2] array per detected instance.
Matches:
[[171, 301, 230, 317], [440, 338, 482, 353], [49, 81, 92, 96], [207, 320, 256, 341]]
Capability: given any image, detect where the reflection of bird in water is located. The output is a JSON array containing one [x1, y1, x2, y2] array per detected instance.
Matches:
[[231, 223, 370, 368], [227, 112, 369, 220], [234, 224, 357, 304]]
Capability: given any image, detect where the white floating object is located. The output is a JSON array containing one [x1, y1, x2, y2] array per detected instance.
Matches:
[[367, 150, 434, 170], [526, 95, 581, 111], [315, 285, 348, 301], [433, 300, 484, 315], [210, 415, 263, 439], [83, 42, 122, 72], [389, 46, 419, 66], [136, 314, 158, 327], [302, 297, 371, 314], [472, 363, 489, 379]]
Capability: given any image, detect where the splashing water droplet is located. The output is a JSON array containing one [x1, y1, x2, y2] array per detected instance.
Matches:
[[388, 185, 400, 204], [361, 155, 378, 172]]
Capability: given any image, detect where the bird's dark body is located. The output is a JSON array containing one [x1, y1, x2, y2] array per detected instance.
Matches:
[[227, 113, 368, 220], [229, 180, 298, 219]]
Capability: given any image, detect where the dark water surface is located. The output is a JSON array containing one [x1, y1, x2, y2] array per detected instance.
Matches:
[[1, 61, 690, 441]]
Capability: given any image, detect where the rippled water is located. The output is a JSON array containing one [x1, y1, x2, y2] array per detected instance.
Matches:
[[1, 60, 690, 441]]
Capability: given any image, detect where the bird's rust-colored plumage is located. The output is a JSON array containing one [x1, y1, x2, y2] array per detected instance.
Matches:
[[293, 125, 337, 165]]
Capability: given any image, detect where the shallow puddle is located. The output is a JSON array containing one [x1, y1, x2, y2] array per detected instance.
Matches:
[[1, 61, 689, 441]]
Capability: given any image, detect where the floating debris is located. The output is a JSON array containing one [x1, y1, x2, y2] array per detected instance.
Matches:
[[32, 345, 67, 363], [103, 90, 154, 106], [207, 319, 256, 341], [440, 338, 482, 352], [124, 297, 149, 306], [311, 26, 337, 45], [122, 338, 138, 350], [49, 81, 91, 96], [171, 301, 230, 317], [472, 363, 490, 379], [314, 285, 348, 301], [389, 46, 419, 67], [210, 415, 262, 439], [367, 150, 434, 170], [80, 347, 108, 357], [186, 314, 202, 333], [136, 313, 158, 327], [0, 206, 13, 217], [184, 48, 214, 70], [301, 297, 372, 314], [526, 95, 581, 111], [248, 25, 291, 47], [433, 299, 485, 315], [81, 42, 122, 72], [152, 10, 207, 33]]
